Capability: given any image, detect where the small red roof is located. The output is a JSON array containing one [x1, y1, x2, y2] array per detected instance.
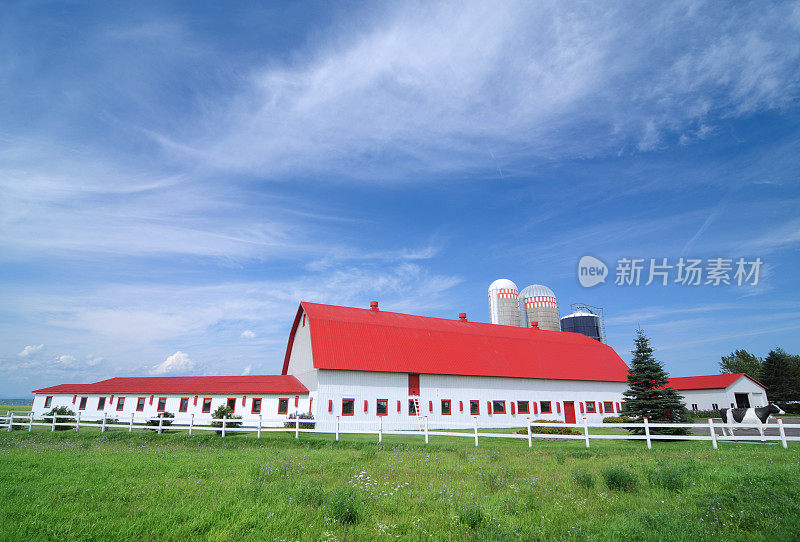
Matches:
[[282, 302, 629, 381], [33, 375, 308, 395], [668, 373, 766, 391]]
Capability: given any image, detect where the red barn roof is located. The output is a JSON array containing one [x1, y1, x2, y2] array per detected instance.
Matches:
[[282, 302, 629, 381], [33, 375, 308, 395], [668, 373, 766, 391]]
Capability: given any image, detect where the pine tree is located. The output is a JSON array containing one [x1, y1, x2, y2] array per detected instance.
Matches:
[[622, 328, 689, 435], [719, 349, 762, 381]]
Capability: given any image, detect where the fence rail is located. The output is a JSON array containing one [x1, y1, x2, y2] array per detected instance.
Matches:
[[1, 412, 797, 449]]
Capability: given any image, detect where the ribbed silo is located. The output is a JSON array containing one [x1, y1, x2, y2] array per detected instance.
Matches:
[[519, 284, 560, 331], [561, 310, 603, 342], [488, 279, 521, 326]]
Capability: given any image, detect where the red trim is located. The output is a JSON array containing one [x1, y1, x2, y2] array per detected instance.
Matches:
[[364, 399, 369, 412], [580, 402, 584, 414], [44, 396, 53, 408], [79, 397, 87, 410], [295, 396, 299, 407], [226, 397, 237, 412], [278, 398, 289, 414], [731, 403, 735, 408], [157, 397, 167, 412], [97, 397, 106, 410], [342, 398, 355, 416], [376, 399, 388, 416], [556, 402, 561, 414], [251, 398, 262, 414], [470, 400, 480, 415], [281, 306, 305, 375], [487, 400, 492, 415], [599, 402, 603, 414], [179, 397, 189, 412], [397, 400, 401, 412], [492, 400, 506, 414], [193, 396, 198, 406], [242, 395, 246, 406], [540, 401, 552, 414], [441, 399, 451, 415], [202, 398, 212, 413], [517, 401, 530, 415], [110, 395, 114, 403], [510, 401, 516, 415], [586, 401, 596, 414], [136, 397, 145, 411], [459, 400, 463, 412], [149, 395, 154, 405], [533, 402, 538, 415], [328, 399, 333, 413], [116, 397, 124, 411], [428, 400, 433, 412], [72, 395, 76, 404], [667, 373, 767, 391], [616, 402, 621, 412]]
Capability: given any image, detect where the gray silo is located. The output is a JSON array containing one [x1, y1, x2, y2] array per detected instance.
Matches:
[[519, 284, 560, 331], [560, 305, 604, 342], [488, 279, 521, 326]]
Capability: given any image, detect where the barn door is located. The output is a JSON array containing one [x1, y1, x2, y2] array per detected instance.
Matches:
[[408, 374, 420, 395], [734, 393, 750, 408], [563, 401, 576, 424]]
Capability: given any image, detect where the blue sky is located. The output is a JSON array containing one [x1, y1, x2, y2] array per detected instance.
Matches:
[[2, 1, 800, 397]]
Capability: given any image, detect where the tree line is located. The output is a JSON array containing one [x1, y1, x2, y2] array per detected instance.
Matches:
[[719, 348, 800, 402]]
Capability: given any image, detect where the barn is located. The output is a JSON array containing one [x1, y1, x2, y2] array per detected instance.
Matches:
[[29, 301, 770, 429], [668, 373, 768, 412]]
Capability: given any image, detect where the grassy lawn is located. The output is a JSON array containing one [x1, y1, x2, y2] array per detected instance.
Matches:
[[1, 430, 799, 541]]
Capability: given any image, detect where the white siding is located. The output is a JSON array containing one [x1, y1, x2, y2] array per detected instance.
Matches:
[[286, 310, 318, 391], [679, 376, 769, 411]]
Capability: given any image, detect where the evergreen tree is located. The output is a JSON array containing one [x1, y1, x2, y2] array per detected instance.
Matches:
[[719, 349, 762, 380], [622, 328, 688, 435]]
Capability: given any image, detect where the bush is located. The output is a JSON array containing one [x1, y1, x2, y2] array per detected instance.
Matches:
[[211, 405, 242, 434], [284, 412, 315, 429], [328, 486, 361, 524], [44, 406, 75, 431], [456, 504, 484, 529], [602, 416, 637, 423], [602, 467, 637, 491], [146, 412, 174, 431], [690, 410, 720, 419], [572, 471, 595, 489], [516, 421, 580, 436]]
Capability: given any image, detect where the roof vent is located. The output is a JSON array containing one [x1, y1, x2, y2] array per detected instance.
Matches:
[[531, 321, 539, 329], [370, 301, 379, 311], [459, 313, 467, 321]]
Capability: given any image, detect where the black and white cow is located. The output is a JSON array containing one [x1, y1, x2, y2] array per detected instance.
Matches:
[[719, 404, 785, 440]]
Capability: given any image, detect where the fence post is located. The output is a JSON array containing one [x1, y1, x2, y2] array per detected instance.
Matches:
[[295, 416, 300, 439], [76, 412, 81, 432], [257, 415, 262, 439], [51, 414, 57, 432], [189, 414, 194, 436], [643, 417, 651, 450], [222, 416, 226, 438], [335, 416, 340, 442], [28, 412, 34, 432], [474, 417, 479, 447], [378, 416, 383, 444], [129, 413, 134, 433], [527, 417, 532, 448], [424, 416, 429, 444], [777, 418, 788, 449], [583, 417, 590, 448], [158, 414, 163, 435], [708, 418, 718, 450], [101, 412, 107, 433], [7, 413, 12, 432]]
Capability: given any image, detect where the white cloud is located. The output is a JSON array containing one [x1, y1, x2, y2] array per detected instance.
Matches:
[[241, 365, 252, 376], [18, 344, 44, 357], [55, 354, 76, 365], [240, 330, 256, 340], [150, 351, 195, 375]]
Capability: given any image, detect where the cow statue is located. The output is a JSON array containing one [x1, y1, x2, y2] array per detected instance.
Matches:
[[719, 404, 785, 441]]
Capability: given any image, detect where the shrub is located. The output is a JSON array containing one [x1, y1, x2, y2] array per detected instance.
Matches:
[[146, 412, 174, 431], [602, 416, 637, 424], [456, 504, 484, 529], [44, 406, 75, 431], [516, 422, 580, 436], [573, 471, 595, 489], [602, 467, 637, 491], [284, 412, 315, 429], [211, 405, 242, 434], [689, 410, 719, 419], [328, 486, 361, 524]]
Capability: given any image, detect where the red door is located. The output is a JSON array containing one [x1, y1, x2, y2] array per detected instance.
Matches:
[[408, 374, 420, 395], [563, 401, 576, 424]]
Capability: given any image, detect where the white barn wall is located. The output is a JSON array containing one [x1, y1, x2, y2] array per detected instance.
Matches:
[[679, 376, 768, 411], [286, 312, 318, 391]]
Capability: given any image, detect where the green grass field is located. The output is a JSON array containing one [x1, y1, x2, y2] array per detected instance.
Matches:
[[1, 429, 799, 541]]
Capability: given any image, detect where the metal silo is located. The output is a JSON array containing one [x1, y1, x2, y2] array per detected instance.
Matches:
[[560, 304, 605, 342], [519, 284, 560, 331], [488, 279, 521, 326]]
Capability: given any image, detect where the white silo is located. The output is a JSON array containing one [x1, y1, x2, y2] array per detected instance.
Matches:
[[488, 279, 521, 326], [519, 284, 560, 331]]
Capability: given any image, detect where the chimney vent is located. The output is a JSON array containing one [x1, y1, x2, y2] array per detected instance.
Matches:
[[370, 301, 379, 311], [459, 313, 467, 321]]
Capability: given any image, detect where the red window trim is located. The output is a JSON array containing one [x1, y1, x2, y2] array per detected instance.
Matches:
[[397, 400, 401, 412], [376, 398, 388, 417], [470, 400, 480, 415], [341, 398, 355, 416], [116, 397, 125, 411], [278, 397, 289, 415], [201, 397, 212, 413], [604, 401, 615, 413], [428, 400, 433, 412], [97, 397, 106, 410], [364, 399, 369, 413], [79, 397, 87, 410], [295, 396, 299, 407], [492, 400, 506, 414], [136, 397, 146, 412], [44, 396, 53, 408], [408, 399, 417, 415], [242, 395, 246, 406], [72, 394, 77, 404], [225, 397, 237, 412], [533, 401, 538, 415], [178, 397, 189, 412], [599, 402, 604, 414], [487, 400, 493, 415], [540, 401, 552, 414], [511, 401, 516, 415], [328, 399, 333, 413], [251, 398, 262, 414], [517, 401, 530, 415], [149, 395, 154, 405], [556, 402, 561, 414], [459, 400, 464, 412], [580, 402, 585, 414], [441, 399, 452, 415], [193, 396, 198, 406], [585, 401, 596, 414], [157, 397, 167, 412]]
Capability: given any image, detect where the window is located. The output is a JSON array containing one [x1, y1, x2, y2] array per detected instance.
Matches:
[[226, 398, 236, 412], [44, 396, 52, 408], [136, 397, 146, 411], [251, 398, 262, 414], [157, 397, 167, 412], [278, 398, 289, 415], [585, 401, 596, 413], [116, 397, 125, 411], [97, 397, 106, 410], [540, 401, 552, 414], [517, 401, 530, 414], [376, 399, 388, 416], [691, 404, 698, 411], [492, 401, 506, 414], [603, 401, 614, 413], [408, 399, 417, 415], [441, 399, 451, 415], [342, 398, 355, 416], [712, 403, 719, 410], [79, 397, 87, 410], [179, 398, 189, 412], [202, 398, 212, 413], [469, 400, 480, 415]]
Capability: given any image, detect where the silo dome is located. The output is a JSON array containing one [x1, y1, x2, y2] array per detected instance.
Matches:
[[488, 279, 521, 326], [519, 284, 560, 331]]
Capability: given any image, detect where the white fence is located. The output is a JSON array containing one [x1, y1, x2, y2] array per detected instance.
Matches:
[[2, 411, 798, 450]]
